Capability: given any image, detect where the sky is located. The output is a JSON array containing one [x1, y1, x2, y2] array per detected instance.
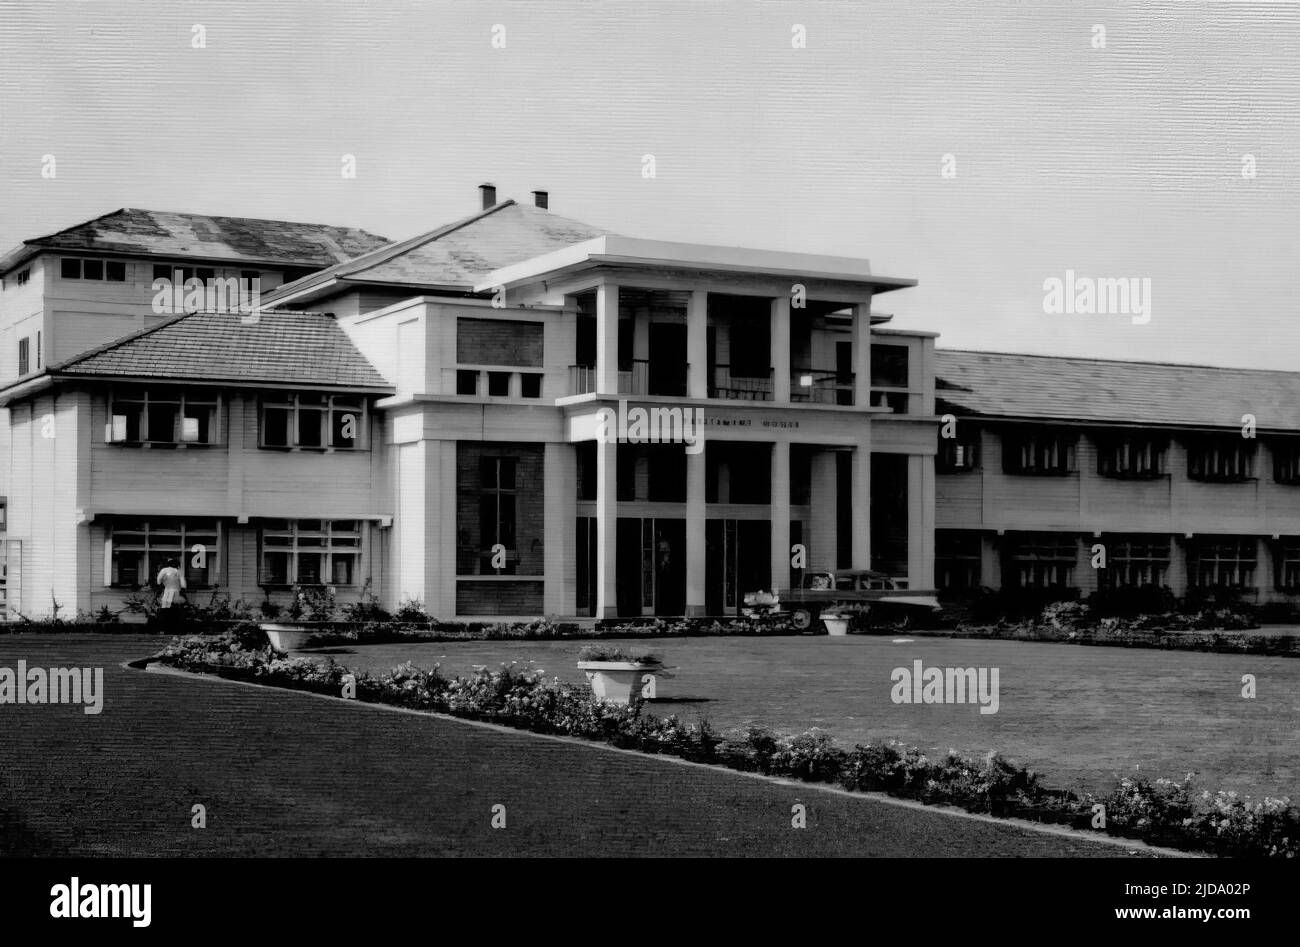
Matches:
[[0, 0, 1296, 369]]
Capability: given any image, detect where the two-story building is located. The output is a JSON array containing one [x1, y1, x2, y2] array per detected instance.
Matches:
[[0, 189, 939, 619], [934, 350, 1300, 606]]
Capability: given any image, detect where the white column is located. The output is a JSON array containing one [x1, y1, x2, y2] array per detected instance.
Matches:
[[544, 443, 577, 614], [686, 447, 707, 615], [770, 440, 791, 592], [771, 297, 790, 402], [595, 436, 619, 618], [596, 283, 619, 395], [907, 454, 935, 589], [687, 290, 708, 399], [851, 436, 872, 570], [852, 297, 872, 407], [810, 451, 838, 570]]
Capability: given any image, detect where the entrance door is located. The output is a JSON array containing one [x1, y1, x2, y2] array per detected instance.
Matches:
[[652, 518, 686, 615], [616, 518, 642, 617], [648, 323, 688, 396]]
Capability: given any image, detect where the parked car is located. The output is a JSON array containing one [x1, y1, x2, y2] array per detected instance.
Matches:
[[743, 569, 942, 632]]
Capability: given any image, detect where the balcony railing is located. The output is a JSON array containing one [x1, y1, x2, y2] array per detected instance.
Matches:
[[712, 364, 773, 401], [791, 369, 855, 406], [568, 360, 695, 397], [569, 361, 649, 396]]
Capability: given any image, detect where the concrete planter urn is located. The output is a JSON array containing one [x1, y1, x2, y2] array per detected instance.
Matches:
[[820, 612, 851, 636], [261, 622, 333, 651], [576, 661, 661, 705]]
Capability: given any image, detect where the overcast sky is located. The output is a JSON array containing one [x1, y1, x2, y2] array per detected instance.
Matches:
[[1, 1, 1295, 369]]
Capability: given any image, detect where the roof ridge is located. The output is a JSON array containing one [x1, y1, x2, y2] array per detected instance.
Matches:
[[937, 347, 1299, 377], [263, 200, 521, 300]]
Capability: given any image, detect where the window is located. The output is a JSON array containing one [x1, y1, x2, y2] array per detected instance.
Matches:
[[14, 269, 30, 286], [17, 338, 28, 376], [260, 394, 364, 450], [478, 458, 517, 574], [870, 344, 909, 389], [110, 519, 219, 588], [0, 497, 6, 532], [260, 520, 361, 586], [1002, 430, 1076, 476], [35, 331, 40, 369], [1097, 435, 1166, 479], [1187, 439, 1254, 483], [456, 370, 478, 396], [936, 530, 981, 589], [1100, 536, 1170, 587], [520, 373, 542, 398], [61, 257, 124, 281], [108, 389, 219, 446], [1006, 533, 1077, 588], [487, 371, 510, 397], [1277, 538, 1300, 591], [937, 427, 980, 473], [1273, 440, 1300, 485], [1190, 537, 1257, 589]]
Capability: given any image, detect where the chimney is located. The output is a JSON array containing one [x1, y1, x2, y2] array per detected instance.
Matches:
[[479, 183, 497, 209], [532, 190, 549, 210]]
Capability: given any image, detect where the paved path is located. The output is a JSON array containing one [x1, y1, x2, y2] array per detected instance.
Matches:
[[0, 635, 1167, 857]]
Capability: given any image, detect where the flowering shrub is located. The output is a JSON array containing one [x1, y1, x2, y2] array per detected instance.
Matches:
[[153, 634, 1299, 858], [577, 645, 662, 665]]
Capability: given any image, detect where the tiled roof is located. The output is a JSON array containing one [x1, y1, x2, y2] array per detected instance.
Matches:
[[266, 199, 612, 301], [52, 309, 393, 390], [0, 208, 390, 273], [936, 349, 1300, 432]]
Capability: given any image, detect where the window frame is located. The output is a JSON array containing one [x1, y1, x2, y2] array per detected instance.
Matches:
[[108, 518, 221, 589], [1006, 533, 1077, 588], [107, 387, 222, 448], [1187, 438, 1256, 483], [258, 393, 367, 451], [477, 456, 519, 574], [1189, 537, 1257, 589], [1001, 429, 1077, 476], [1099, 535, 1171, 588], [937, 428, 980, 473], [258, 519, 362, 588], [1096, 434, 1168, 480]]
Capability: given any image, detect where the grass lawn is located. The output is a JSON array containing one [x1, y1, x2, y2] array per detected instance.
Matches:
[[337, 635, 1300, 802], [0, 635, 1150, 857]]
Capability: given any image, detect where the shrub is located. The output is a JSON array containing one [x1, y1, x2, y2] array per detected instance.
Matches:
[[343, 580, 392, 623], [1086, 585, 1177, 618], [394, 598, 431, 624]]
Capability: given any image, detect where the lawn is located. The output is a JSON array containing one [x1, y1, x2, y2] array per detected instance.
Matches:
[[0, 635, 1144, 857], [337, 635, 1300, 802]]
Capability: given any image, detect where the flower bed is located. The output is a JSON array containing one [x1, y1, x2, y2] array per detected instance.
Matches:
[[152, 631, 1299, 858]]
